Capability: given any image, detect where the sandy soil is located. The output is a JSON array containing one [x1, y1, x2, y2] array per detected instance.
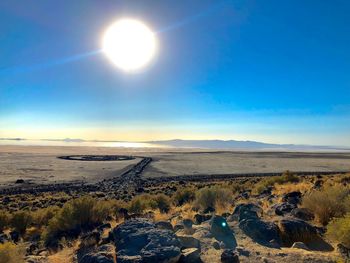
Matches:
[[143, 151, 350, 178]]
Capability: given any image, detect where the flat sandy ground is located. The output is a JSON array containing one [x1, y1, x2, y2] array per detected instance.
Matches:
[[143, 151, 350, 177], [1, 145, 350, 186]]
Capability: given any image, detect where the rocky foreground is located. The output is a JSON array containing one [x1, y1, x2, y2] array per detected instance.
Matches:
[[0, 156, 349, 262]]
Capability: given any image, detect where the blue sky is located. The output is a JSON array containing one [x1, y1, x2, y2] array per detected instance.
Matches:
[[0, 0, 349, 145]]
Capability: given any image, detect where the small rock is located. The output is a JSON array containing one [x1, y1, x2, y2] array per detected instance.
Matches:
[[174, 224, 185, 232], [282, 191, 302, 205], [15, 179, 25, 184], [0, 233, 10, 244], [194, 214, 212, 225], [337, 243, 350, 260], [221, 249, 240, 263], [274, 202, 296, 216], [203, 206, 215, 213], [179, 248, 201, 263], [213, 241, 220, 250], [236, 246, 250, 257], [156, 221, 174, 231], [10, 230, 20, 243], [177, 234, 201, 250]]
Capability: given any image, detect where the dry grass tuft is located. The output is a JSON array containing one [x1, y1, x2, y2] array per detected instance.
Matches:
[[0, 242, 25, 263], [303, 184, 350, 225], [327, 213, 350, 248]]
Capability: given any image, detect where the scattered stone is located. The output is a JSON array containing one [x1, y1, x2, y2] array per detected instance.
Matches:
[[274, 202, 296, 216], [337, 243, 350, 260], [179, 248, 201, 263], [174, 224, 185, 232], [79, 252, 114, 263], [10, 230, 20, 243], [213, 241, 220, 250], [221, 249, 240, 263], [292, 242, 310, 250], [236, 246, 250, 257], [156, 221, 174, 231], [203, 206, 215, 214], [194, 214, 212, 225], [313, 180, 323, 189], [183, 219, 194, 234], [97, 223, 111, 232], [15, 179, 25, 184], [177, 234, 201, 250], [112, 218, 181, 263], [282, 191, 302, 205], [0, 233, 9, 244], [230, 203, 262, 222]]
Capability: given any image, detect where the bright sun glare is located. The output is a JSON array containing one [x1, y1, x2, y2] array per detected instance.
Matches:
[[102, 18, 158, 72]]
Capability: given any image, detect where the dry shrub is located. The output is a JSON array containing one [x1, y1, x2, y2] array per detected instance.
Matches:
[[254, 170, 300, 194], [0, 210, 10, 232], [10, 211, 32, 235], [273, 181, 312, 196], [0, 242, 25, 263], [303, 185, 350, 225], [193, 186, 232, 211], [32, 206, 60, 226], [173, 187, 195, 206], [129, 194, 171, 214], [327, 213, 350, 248], [43, 196, 113, 246]]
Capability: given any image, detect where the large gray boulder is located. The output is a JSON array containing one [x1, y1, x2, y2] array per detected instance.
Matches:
[[239, 219, 281, 247], [112, 218, 181, 263], [278, 218, 333, 251], [210, 215, 237, 249]]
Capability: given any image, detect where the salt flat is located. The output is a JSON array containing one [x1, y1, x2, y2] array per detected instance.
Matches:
[[0, 145, 350, 186]]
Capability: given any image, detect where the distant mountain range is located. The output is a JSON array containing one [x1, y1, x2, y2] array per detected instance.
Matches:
[[1, 137, 349, 151], [147, 139, 350, 151]]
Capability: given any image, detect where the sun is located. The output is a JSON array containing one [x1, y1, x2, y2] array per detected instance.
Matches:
[[102, 18, 158, 72]]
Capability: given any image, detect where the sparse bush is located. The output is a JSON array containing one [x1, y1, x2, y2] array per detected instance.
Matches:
[[11, 211, 32, 235], [0, 210, 10, 232], [0, 242, 25, 263], [303, 185, 350, 225], [43, 196, 112, 246], [327, 213, 350, 247], [153, 194, 171, 213], [254, 170, 300, 194], [173, 188, 195, 206], [32, 206, 60, 226], [128, 195, 149, 214], [193, 186, 232, 211], [129, 194, 171, 214]]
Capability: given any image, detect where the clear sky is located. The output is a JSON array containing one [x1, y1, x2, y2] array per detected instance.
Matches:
[[0, 0, 349, 146]]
